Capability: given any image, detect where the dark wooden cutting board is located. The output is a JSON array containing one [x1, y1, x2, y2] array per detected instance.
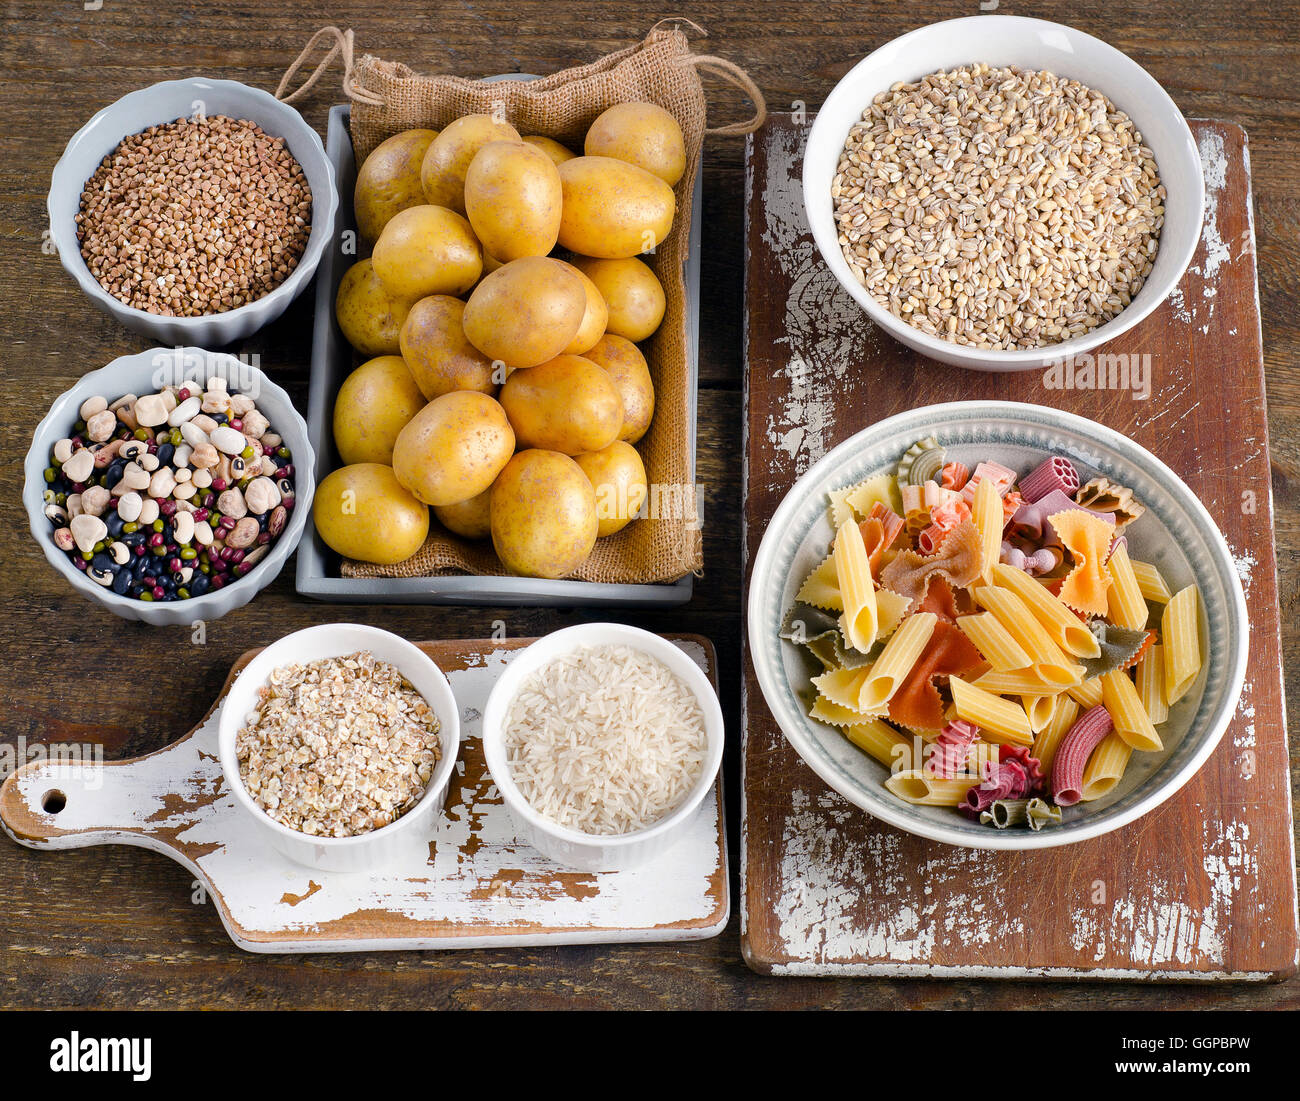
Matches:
[[741, 115, 1297, 979]]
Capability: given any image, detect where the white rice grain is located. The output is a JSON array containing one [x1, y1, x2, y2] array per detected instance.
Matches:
[[504, 644, 708, 836]]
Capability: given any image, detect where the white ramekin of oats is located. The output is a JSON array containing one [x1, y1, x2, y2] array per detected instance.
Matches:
[[218, 623, 460, 871]]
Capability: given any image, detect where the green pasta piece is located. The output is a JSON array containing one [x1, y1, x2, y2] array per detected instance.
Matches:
[[896, 436, 940, 484], [780, 602, 874, 669], [979, 798, 1031, 829], [1026, 798, 1063, 831], [907, 445, 948, 486], [1078, 623, 1149, 680]]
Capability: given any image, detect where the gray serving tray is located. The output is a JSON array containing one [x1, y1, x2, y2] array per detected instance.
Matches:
[[296, 103, 699, 607]]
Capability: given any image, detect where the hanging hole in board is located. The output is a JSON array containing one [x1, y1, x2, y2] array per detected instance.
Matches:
[[41, 790, 67, 814]]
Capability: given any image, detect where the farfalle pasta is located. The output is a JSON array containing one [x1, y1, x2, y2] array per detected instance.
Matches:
[[784, 441, 1206, 829]]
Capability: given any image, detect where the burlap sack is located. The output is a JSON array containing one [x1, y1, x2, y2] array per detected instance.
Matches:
[[278, 23, 764, 584]]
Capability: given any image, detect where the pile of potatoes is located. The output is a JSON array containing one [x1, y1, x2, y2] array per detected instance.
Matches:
[[316, 102, 684, 579]]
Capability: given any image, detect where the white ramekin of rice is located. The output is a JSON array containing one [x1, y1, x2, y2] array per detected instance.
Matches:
[[481, 623, 725, 872]]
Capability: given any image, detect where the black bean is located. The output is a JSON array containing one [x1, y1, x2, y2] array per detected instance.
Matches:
[[156, 443, 175, 467], [111, 570, 132, 596], [105, 513, 125, 538], [91, 552, 116, 573], [105, 459, 126, 489]]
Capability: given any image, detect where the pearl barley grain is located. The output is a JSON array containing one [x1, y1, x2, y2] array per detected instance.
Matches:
[[75, 115, 312, 318]]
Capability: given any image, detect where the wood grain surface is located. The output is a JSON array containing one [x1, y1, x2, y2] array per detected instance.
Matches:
[[0, 0, 1297, 1009], [742, 115, 1296, 979]]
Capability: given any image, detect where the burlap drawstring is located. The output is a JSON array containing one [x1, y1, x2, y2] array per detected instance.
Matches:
[[276, 22, 765, 134], [275, 25, 384, 107], [687, 54, 767, 135]]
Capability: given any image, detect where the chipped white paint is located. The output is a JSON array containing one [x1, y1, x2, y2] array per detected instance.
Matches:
[[758, 123, 878, 477], [2, 641, 727, 953]]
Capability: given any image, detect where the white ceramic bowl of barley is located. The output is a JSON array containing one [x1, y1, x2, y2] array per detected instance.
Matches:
[[803, 15, 1204, 371]]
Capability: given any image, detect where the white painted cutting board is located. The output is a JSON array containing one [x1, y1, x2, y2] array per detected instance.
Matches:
[[0, 636, 729, 952]]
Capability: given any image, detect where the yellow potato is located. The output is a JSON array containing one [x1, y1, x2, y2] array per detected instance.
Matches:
[[334, 258, 416, 358], [499, 353, 623, 455], [392, 391, 515, 507], [313, 463, 429, 565], [433, 487, 492, 540], [332, 355, 426, 465], [420, 114, 522, 213], [581, 334, 655, 444], [491, 450, 597, 578], [559, 262, 609, 355], [462, 256, 587, 369], [557, 156, 675, 259], [569, 256, 665, 342], [464, 140, 563, 261], [584, 102, 686, 186], [371, 205, 482, 300], [575, 441, 648, 538], [354, 128, 439, 243], [400, 295, 499, 400], [522, 135, 578, 166]]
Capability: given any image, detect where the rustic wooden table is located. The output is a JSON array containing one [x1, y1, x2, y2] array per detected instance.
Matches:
[[1, 0, 1295, 1009]]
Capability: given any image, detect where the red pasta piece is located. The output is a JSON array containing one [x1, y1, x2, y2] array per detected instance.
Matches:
[[960, 461, 1017, 505], [1051, 705, 1115, 807], [998, 743, 1046, 792], [1001, 489, 1024, 524], [941, 461, 971, 492], [859, 502, 905, 575], [887, 620, 986, 730], [1119, 629, 1159, 672], [962, 759, 1030, 816], [916, 574, 960, 622], [925, 719, 980, 779], [1019, 455, 1081, 503]]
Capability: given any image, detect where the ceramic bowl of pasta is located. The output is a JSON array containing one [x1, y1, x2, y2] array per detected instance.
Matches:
[[802, 15, 1204, 371], [748, 402, 1247, 849]]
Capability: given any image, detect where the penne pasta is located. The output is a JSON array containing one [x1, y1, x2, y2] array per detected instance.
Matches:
[[972, 475, 1002, 583], [990, 562, 1102, 658], [972, 586, 1086, 686], [1163, 585, 1202, 705], [1135, 644, 1169, 725], [843, 719, 914, 768], [834, 519, 878, 654], [1101, 669, 1163, 751], [1031, 695, 1081, 776], [1022, 694, 1058, 734], [949, 676, 1034, 745], [1079, 731, 1134, 801], [859, 612, 938, 710], [1129, 558, 1173, 604], [1066, 676, 1105, 710], [972, 668, 1073, 696], [1105, 542, 1150, 631], [957, 611, 1033, 672], [884, 769, 980, 806]]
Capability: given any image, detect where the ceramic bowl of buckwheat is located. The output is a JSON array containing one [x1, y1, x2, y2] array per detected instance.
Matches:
[[47, 77, 337, 346], [803, 15, 1204, 371]]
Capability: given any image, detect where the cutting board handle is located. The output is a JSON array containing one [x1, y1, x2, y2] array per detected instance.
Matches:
[[0, 728, 217, 851]]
